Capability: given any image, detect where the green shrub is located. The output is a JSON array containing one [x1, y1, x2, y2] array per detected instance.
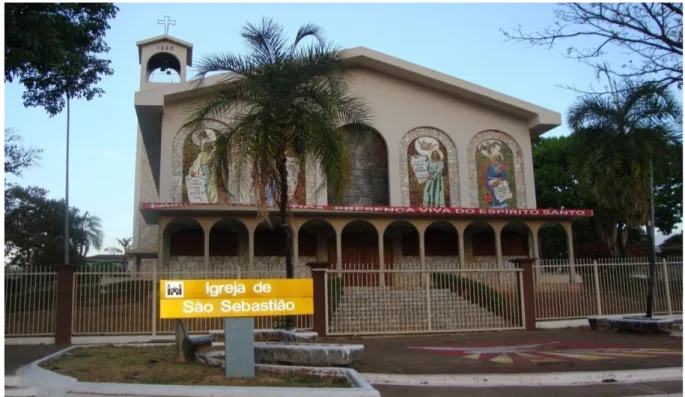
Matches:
[[273, 316, 295, 330], [431, 273, 512, 320]]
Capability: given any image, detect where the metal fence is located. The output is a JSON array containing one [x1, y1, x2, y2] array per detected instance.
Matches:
[[5, 267, 312, 338], [5, 267, 57, 336], [325, 265, 524, 335], [534, 257, 683, 320], [4, 257, 683, 338]]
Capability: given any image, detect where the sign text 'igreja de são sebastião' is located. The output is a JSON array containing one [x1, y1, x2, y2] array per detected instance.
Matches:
[[159, 279, 314, 318]]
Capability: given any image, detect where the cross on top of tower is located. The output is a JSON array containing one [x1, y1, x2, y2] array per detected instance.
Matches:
[[157, 16, 176, 36]]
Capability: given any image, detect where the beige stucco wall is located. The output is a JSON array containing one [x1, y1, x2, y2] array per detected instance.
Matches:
[[153, 66, 537, 210]]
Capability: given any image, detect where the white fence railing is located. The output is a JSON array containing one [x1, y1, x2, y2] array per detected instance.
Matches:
[[4, 257, 683, 337], [71, 269, 313, 336], [5, 268, 56, 336], [325, 266, 524, 336], [534, 257, 683, 320]]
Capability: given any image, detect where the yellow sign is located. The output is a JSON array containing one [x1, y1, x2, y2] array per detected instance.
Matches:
[[159, 279, 313, 319]]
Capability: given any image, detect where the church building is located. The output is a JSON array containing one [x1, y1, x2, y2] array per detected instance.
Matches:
[[128, 33, 592, 279]]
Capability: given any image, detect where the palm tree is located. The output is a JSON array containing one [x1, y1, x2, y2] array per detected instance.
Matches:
[[116, 237, 132, 253], [568, 80, 681, 256], [184, 18, 370, 281], [72, 211, 104, 258]]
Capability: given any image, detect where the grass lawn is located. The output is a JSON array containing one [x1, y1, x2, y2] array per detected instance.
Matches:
[[40, 346, 350, 388]]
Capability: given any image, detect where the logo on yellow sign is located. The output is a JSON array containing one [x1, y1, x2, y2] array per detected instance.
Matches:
[[159, 279, 313, 319]]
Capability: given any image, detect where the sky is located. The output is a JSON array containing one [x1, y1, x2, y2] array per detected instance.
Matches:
[[4, 2, 682, 255]]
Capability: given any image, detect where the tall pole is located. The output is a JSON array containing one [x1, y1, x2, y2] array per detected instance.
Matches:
[[64, 96, 70, 265], [645, 156, 657, 318]]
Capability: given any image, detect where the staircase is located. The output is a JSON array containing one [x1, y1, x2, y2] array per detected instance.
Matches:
[[329, 287, 514, 334], [5, 376, 37, 397]]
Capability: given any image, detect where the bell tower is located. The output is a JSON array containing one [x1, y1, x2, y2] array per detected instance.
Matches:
[[136, 21, 193, 90]]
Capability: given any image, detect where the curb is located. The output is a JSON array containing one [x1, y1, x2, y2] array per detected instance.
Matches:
[[17, 345, 380, 397], [361, 367, 683, 387]]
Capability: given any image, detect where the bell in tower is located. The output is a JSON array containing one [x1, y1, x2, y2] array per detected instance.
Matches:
[[136, 16, 193, 89]]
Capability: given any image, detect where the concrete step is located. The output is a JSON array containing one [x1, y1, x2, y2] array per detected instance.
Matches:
[[5, 376, 20, 388], [4, 388, 38, 397], [4, 378, 36, 397]]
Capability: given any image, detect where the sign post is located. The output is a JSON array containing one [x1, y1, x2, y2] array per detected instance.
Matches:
[[159, 278, 314, 378], [224, 317, 255, 377]]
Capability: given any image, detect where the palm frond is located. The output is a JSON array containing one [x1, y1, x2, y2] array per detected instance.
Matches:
[[291, 23, 325, 52]]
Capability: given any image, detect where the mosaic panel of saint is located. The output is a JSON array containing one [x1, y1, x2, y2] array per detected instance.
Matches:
[[407, 137, 450, 207], [264, 152, 306, 206], [182, 129, 227, 204], [476, 139, 517, 209]]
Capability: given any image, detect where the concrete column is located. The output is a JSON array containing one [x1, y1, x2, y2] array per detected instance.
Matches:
[[157, 218, 169, 271], [458, 230, 466, 269], [248, 227, 255, 272], [419, 230, 426, 271], [378, 234, 385, 287], [531, 230, 541, 279], [54, 264, 76, 345], [307, 262, 331, 336], [203, 228, 210, 275], [293, 231, 300, 275], [512, 258, 536, 331], [565, 222, 577, 283], [336, 231, 342, 270], [495, 229, 503, 269]]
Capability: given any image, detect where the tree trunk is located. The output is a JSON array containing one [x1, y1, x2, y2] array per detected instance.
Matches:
[[279, 156, 293, 279], [279, 155, 295, 329], [174, 319, 188, 362]]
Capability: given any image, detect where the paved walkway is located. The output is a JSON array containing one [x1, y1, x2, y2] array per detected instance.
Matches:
[[324, 327, 683, 374], [5, 344, 64, 374], [375, 381, 683, 397]]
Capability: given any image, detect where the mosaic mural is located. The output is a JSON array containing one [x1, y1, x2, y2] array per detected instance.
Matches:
[[266, 153, 306, 205], [476, 139, 516, 209], [399, 127, 459, 207], [407, 136, 451, 207], [329, 125, 389, 206], [181, 130, 305, 205], [182, 129, 226, 203]]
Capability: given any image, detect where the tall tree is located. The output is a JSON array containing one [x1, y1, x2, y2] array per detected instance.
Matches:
[[6, 3, 119, 266], [501, 3, 683, 90], [4, 128, 42, 178], [567, 80, 681, 256], [185, 18, 370, 285], [4, 185, 102, 267], [5, 3, 119, 115]]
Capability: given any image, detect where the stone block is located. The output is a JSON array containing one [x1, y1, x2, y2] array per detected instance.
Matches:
[[587, 316, 610, 330], [208, 328, 318, 343], [608, 316, 674, 333], [197, 342, 364, 368], [254, 342, 363, 367]]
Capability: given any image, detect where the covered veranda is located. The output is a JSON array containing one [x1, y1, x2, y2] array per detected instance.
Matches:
[[133, 203, 591, 280]]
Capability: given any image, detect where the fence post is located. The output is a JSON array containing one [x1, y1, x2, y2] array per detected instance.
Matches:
[[426, 273, 432, 331], [54, 264, 77, 345], [592, 260, 602, 316], [512, 258, 536, 331], [152, 265, 158, 336], [307, 262, 330, 336], [662, 258, 673, 315]]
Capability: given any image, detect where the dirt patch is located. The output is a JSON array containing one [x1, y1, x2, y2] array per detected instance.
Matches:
[[40, 346, 349, 388], [324, 327, 683, 374]]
